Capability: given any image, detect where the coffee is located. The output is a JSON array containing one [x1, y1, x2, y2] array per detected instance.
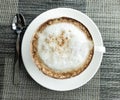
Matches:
[[31, 17, 94, 79]]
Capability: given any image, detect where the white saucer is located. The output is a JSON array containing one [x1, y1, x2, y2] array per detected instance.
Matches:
[[22, 8, 105, 91]]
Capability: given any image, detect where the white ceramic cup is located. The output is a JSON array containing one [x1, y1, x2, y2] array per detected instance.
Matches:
[[22, 8, 106, 91]]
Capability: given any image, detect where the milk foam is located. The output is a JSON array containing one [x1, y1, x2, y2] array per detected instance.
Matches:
[[37, 22, 93, 71]]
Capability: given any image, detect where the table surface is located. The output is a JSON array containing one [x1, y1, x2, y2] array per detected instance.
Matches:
[[0, 0, 120, 100]]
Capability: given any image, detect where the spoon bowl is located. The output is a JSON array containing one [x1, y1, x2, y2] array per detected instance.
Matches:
[[12, 14, 26, 34]]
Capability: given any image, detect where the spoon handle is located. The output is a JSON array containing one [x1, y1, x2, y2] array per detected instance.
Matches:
[[14, 33, 20, 85], [14, 59, 20, 85]]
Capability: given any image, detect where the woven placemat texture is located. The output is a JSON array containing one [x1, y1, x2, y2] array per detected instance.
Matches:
[[86, 0, 120, 99], [0, 0, 120, 100]]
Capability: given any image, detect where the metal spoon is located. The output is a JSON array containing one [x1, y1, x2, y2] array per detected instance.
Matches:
[[12, 13, 26, 85]]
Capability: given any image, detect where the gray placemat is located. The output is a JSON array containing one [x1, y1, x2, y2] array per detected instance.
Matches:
[[85, 0, 120, 99], [0, 0, 120, 100]]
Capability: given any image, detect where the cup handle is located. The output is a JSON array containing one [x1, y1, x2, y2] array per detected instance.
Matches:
[[94, 46, 106, 53]]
